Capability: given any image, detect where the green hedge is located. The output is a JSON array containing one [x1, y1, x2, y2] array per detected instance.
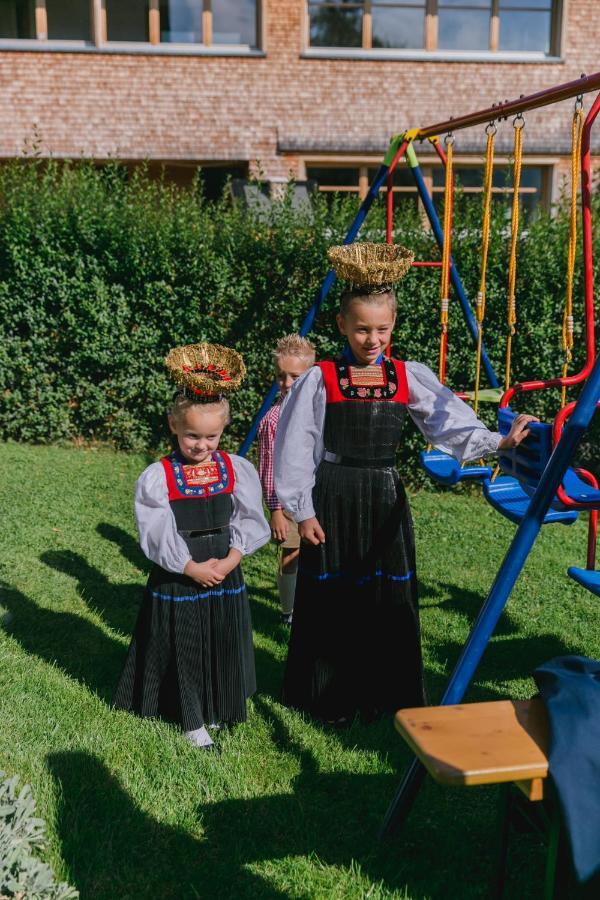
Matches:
[[0, 160, 598, 482]]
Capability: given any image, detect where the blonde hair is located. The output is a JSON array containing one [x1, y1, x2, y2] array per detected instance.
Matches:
[[340, 288, 397, 318], [272, 334, 316, 366], [168, 393, 231, 425]]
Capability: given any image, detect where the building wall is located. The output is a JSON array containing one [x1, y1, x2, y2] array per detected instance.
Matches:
[[0, 0, 597, 194]]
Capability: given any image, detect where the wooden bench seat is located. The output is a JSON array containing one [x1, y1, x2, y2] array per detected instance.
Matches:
[[395, 698, 549, 801]]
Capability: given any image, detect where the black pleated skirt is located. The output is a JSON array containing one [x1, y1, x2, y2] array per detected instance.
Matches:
[[282, 461, 425, 721], [113, 531, 256, 731]]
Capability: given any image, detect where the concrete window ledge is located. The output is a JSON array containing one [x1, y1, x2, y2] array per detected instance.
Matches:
[[301, 48, 563, 65], [0, 40, 265, 58]]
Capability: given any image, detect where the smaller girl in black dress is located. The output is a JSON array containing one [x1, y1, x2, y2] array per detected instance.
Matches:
[[113, 343, 270, 749]]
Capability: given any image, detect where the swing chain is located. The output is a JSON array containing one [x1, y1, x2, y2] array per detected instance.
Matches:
[[485, 121, 497, 136], [512, 112, 525, 130], [575, 94, 584, 112], [444, 131, 455, 147]]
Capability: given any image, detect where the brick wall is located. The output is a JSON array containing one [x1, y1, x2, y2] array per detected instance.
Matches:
[[0, 0, 597, 180]]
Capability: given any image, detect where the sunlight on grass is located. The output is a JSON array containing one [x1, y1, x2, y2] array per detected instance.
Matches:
[[1, 442, 598, 898]]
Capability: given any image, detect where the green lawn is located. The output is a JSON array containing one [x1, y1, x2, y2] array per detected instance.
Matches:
[[1, 441, 599, 899]]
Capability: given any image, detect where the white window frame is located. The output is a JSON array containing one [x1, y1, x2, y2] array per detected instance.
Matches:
[[303, 0, 564, 63], [0, 0, 266, 56]]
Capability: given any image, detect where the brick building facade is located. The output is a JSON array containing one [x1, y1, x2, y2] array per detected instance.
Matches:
[[0, 0, 597, 209]]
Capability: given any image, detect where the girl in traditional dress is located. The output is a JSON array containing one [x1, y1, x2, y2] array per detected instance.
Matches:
[[113, 343, 270, 749], [274, 243, 535, 724]]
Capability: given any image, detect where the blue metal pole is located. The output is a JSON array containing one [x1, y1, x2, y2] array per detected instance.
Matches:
[[238, 152, 399, 457], [380, 353, 600, 838], [406, 146, 499, 390]]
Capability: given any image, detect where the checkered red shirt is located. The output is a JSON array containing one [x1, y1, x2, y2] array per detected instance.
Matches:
[[257, 398, 283, 511]]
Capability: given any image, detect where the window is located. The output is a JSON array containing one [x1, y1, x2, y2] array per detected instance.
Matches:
[[498, 0, 553, 53], [0, 0, 36, 39], [159, 0, 201, 43], [432, 164, 547, 219], [105, 0, 149, 42], [306, 0, 559, 54], [213, 0, 257, 46], [0, 0, 261, 48], [306, 163, 420, 213], [305, 160, 549, 218], [46, 0, 89, 40]]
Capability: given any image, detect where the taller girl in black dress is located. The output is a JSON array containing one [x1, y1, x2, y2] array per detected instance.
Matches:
[[274, 244, 534, 723]]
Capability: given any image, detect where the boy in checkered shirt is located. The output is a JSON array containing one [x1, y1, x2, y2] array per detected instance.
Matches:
[[257, 335, 316, 624]]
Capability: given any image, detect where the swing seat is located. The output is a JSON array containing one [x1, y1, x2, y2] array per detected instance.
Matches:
[[567, 567, 600, 596], [561, 468, 600, 505], [420, 449, 492, 486], [482, 475, 578, 526]]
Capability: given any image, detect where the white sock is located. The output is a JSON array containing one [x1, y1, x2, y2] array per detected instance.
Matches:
[[185, 726, 214, 748], [277, 572, 297, 616]]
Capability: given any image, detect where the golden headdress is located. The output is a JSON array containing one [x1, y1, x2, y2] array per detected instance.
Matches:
[[327, 242, 414, 291], [165, 342, 246, 398]]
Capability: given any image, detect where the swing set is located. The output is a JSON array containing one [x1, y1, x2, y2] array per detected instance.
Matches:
[[239, 69, 600, 836]]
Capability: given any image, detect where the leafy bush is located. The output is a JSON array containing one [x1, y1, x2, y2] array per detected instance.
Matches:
[[0, 159, 598, 482], [0, 772, 78, 899]]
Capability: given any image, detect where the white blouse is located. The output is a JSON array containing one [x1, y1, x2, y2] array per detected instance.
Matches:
[[135, 454, 271, 574], [274, 361, 502, 523]]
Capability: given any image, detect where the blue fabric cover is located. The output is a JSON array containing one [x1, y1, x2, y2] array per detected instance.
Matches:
[[533, 655, 600, 884]]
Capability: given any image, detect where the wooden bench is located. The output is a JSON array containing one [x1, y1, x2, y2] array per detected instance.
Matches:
[[395, 699, 571, 898], [395, 698, 549, 800]]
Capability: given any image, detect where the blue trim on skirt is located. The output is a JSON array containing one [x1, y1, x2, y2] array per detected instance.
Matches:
[[299, 568, 414, 586], [151, 584, 246, 602]]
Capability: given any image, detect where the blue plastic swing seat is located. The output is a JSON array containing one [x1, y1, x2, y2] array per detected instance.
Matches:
[[482, 475, 579, 526], [567, 567, 600, 596], [420, 449, 492, 487]]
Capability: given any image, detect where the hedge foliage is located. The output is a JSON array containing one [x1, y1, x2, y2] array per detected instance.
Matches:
[[0, 159, 598, 481]]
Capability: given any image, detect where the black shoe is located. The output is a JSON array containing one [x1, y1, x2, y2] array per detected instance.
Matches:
[[280, 612, 293, 626]]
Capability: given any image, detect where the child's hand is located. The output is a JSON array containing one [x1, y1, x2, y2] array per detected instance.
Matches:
[[299, 517, 326, 546], [498, 413, 539, 450], [270, 508, 290, 543], [212, 549, 243, 580], [184, 559, 224, 588]]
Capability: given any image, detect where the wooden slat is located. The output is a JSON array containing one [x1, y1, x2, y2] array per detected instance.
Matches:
[[395, 699, 549, 789], [149, 0, 160, 45], [35, 0, 47, 41]]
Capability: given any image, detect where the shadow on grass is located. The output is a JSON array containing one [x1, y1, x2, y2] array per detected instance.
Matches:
[[46, 750, 289, 900], [46, 729, 471, 900], [41, 549, 142, 637], [0, 580, 124, 701]]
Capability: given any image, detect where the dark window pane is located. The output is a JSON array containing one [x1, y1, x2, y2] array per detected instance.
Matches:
[[438, 9, 490, 50], [306, 167, 360, 186], [369, 166, 416, 186], [46, 0, 90, 40], [309, 6, 362, 47], [159, 0, 202, 43], [372, 7, 424, 48], [500, 0, 551, 8], [499, 10, 551, 52], [106, 0, 148, 41], [433, 166, 484, 188], [0, 0, 36, 38], [439, 0, 490, 7], [213, 0, 256, 45], [373, 0, 424, 5]]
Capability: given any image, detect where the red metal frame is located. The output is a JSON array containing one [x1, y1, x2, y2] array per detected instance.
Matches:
[[500, 91, 600, 409]]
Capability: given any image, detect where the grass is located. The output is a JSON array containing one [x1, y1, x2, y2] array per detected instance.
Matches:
[[1, 440, 599, 899]]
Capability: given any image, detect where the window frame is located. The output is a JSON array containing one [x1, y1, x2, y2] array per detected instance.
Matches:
[[0, 0, 265, 55], [303, 0, 564, 60], [302, 155, 553, 215]]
